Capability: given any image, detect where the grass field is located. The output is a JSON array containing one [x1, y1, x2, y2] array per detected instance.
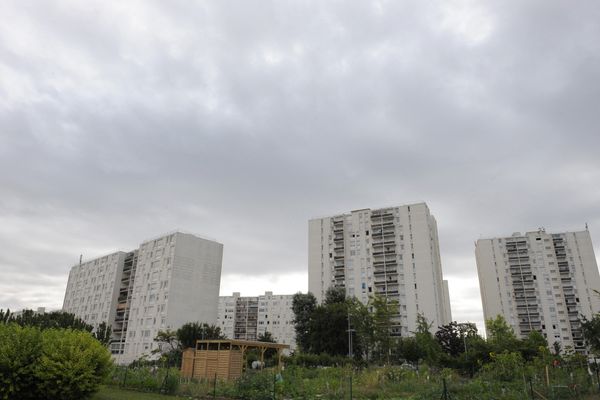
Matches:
[[91, 386, 180, 400]]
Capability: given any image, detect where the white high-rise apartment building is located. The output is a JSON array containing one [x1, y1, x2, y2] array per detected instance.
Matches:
[[308, 203, 452, 336], [63, 232, 223, 364], [476, 229, 600, 353], [217, 292, 296, 351]]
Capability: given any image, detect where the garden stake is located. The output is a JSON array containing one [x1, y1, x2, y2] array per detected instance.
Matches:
[[349, 373, 353, 400], [528, 378, 534, 399], [440, 378, 450, 400], [213, 372, 217, 399], [595, 358, 600, 393]]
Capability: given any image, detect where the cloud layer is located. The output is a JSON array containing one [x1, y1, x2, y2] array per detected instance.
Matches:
[[2, 0, 600, 332]]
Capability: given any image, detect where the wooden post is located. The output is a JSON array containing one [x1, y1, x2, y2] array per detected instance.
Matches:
[[240, 345, 248, 373], [277, 348, 283, 372], [260, 346, 267, 370]]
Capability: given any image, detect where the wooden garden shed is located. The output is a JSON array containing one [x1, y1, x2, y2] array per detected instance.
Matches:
[[180, 339, 290, 381]]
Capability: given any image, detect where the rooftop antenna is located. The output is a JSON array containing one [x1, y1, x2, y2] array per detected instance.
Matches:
[[79, 254, 83, 267], [586, 222, 589, 231]]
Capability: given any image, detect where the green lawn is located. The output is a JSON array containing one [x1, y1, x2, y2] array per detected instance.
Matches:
[[91, 386, 181, 400]]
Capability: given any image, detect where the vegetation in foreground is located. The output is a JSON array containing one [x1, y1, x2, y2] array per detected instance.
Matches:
[[91, 386, 180, 400], [0, 323, 112, 400]]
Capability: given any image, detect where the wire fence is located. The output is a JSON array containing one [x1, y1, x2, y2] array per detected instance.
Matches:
[[110, 362, 600, 400]]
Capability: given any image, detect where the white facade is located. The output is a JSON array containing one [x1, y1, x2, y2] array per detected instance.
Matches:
[[308, 203, 452, 336], [217, 292, 297, 351], [476, 229, 600, 352], [63, 232, 223, 364], [63, 251, 126, 327]]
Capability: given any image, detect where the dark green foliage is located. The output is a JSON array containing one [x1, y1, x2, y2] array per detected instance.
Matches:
[[153, 329, 180, 368], [291, 292, 316, 352], [94, 321, 112, 347], [176, 322, 225, 349], [35, 329, 113, 399], [323, 286, 346, 305], [257, 331, 275, 343], [284, 352, 351, 367], [308, 301, 349, 356], [234, 370, 275, 400], [485, 315, 518, 352], [413, 313, 441, 365], [6, 309, 93, 332], [370, 295, 398, 364], [581, 312, 600, 355], [397, 336, 423, 364], [292, 289, 350, 356], [0, 324, 112, 400], [0, 309, 11, 324], [0, 324, 43, 400], [436, 322, 468, 357]]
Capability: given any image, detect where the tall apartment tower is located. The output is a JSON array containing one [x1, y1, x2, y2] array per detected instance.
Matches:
[[63, 232, 223, 364], [217, 292, 296, 351], [308, 203, 452, 336], [476, 229, 600, 353]]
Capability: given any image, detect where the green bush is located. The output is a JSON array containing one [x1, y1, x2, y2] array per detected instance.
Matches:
[[113, 366, 180, 395], [0, 324, 112, 400], [235, 370, 275, 400], [0, 324, 43, 400]]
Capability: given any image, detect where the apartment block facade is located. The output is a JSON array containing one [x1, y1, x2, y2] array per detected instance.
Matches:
[[476, 229, 600, 353], [308, 203, 452, 336], [63, 232, 223, 364], [217, 292, 296, 351]]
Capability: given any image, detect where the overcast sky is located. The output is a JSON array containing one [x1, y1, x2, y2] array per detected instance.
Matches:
[[1, 0, 599, 333]]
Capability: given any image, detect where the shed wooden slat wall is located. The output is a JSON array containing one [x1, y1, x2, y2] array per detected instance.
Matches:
[[181, 340, 289, 381]]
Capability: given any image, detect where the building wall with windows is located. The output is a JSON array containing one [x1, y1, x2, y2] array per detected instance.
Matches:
[[308, 203, 452, 336], [217, 292, 296, 351], [476, 229, 600, 352], [63, 251, 126, 329], [63, 232, 223, 364]]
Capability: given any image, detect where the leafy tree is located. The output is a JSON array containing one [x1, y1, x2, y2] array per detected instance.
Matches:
[[435, 322, 464, 357], [519, 330, 547, 361], [552, 340, 562, 356], [397, 336, 423, 364], [257, 331, 277, 361], [176, 322, 225, 349], [581, 313, 600, 356], [308, 301, 349, 356], [93, 321, 112, 347], [486, 315, 518, 352], [435, 322, 478, 358], [291, 292, 317, 352], [413, 313, 441, 365], [154, 329, 180, 367], [257, 331, 275, 343], [370, 295, 398, 364], [155, 329, 178, 352], [324, 286, 346, 305], [0, 309, 11, 324], [11, 310, 93, 332], [348, 298, 374, 361]]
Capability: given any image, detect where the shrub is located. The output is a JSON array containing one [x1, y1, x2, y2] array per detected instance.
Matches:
[[0, 324, 43, 400], [0, 324, 112, 400], [235, 370, 275, 400]]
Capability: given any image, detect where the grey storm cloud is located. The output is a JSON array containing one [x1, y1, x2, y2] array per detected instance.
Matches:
[[1, 0, 600, 331]]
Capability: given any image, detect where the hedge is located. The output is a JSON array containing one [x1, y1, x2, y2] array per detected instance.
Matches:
[[0, 324, 112, 400]]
